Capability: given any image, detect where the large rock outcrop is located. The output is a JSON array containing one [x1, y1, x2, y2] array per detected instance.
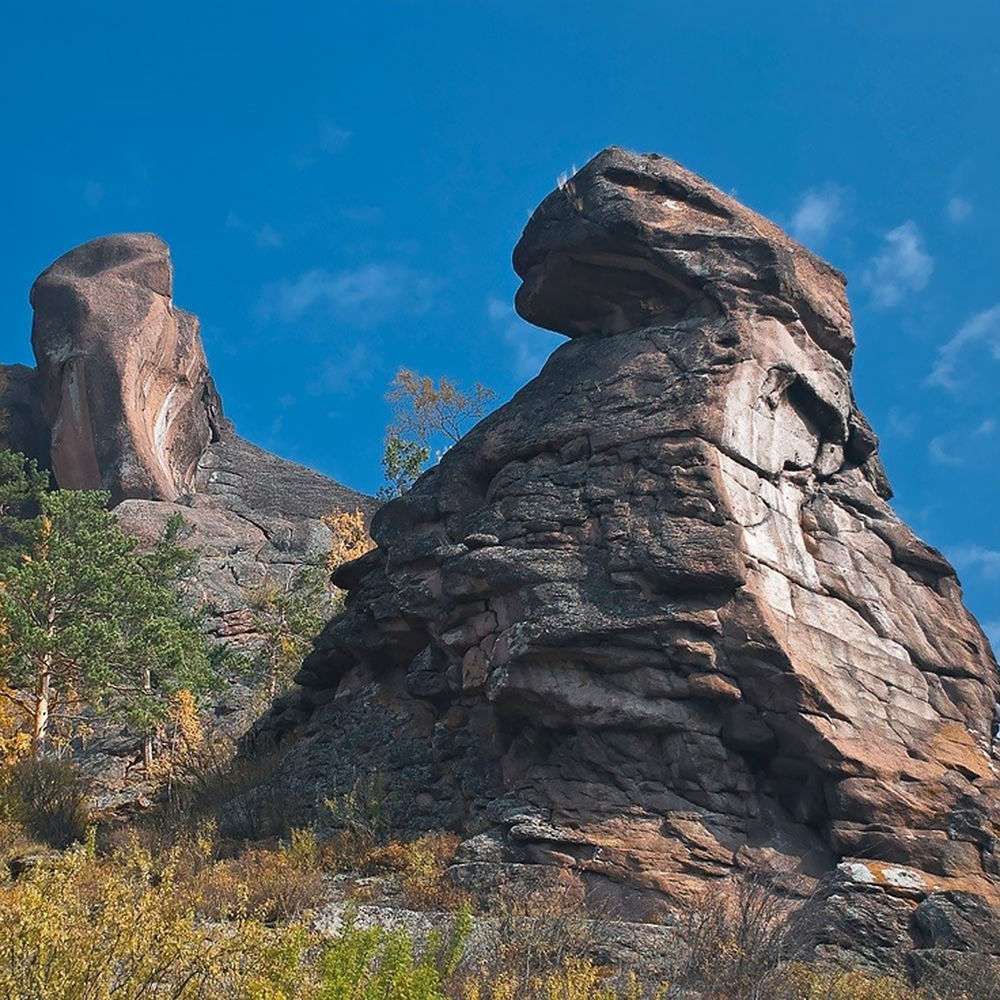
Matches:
[[249, 148, 1000, 929], [4, 233, 375, 651], [29, 234, 221, 502]]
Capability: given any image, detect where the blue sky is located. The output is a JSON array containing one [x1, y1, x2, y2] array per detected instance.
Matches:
[[1, 1, 998, 646]]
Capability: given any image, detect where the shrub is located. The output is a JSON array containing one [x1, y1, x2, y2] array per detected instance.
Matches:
[[323, 771, 395, 867], [770, 963, 922, 999], [358, 832, 469, 911], [324, 508, 375, 572], [3, 756, 89, 847], [463, 883, 603, 988], [316, 910, 470, 1000], [457, 958, 648, 1000], [192, 841, 326, 923], [158, 733, 289, 841], [0, 843, 311, 999]]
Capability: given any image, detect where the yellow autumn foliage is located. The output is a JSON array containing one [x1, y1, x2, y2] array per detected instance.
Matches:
[[0, 843, 310, 1000], [324, 507, 375, 572], [0, 677, 30, 768], [147, 688, 205, 789]]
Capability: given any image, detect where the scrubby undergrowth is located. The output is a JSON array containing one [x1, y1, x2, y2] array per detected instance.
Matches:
[[0, 756, 996, 1000]]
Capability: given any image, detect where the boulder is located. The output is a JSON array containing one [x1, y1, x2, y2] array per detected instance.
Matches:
[[29, 234, 221, 502]]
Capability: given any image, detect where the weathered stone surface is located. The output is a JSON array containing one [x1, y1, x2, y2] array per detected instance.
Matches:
[[0, 363, 50, 466], [248, 146, 1000, 928], [6, 234, 375, 654], [29, 234, 221, 502]]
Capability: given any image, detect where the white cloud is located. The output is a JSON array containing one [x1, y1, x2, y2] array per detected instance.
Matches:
[[789, 185, 844, 246], [984, 621, 1000, 653], [259, 264, 439, 327], [487, 296, 553, 380], [863, 221, 934, 307], [928, 416, 1000, 466], [927, 303, 1000, 390], [947, 197, 972, 223], [928, 432, 966, 467], [949, 545, 1000, 580], [305, 343, 375, 395], [226, 212, 283, 250], [887, 406, 918, 438], [318, 119, 352, 153], [294, 119, 352, 168], [255, 223, 283, 249]]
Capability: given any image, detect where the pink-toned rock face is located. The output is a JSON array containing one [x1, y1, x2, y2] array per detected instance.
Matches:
[[30, 234, 221, 501], [249, 148, 1000, 924]]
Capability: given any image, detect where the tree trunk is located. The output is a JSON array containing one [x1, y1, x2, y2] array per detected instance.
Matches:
[[32, 587, 56, 758], [31, 667, 50, 759], [143, 666, 154, 769]]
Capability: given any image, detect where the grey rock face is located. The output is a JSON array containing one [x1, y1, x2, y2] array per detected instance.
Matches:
[[248, 148, 1000, 924], [0, 364, 50, 467]]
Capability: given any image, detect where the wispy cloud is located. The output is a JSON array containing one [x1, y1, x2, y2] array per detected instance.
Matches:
[[226, 212, 284, 250], [305, 343, 376, 396], [946, 197, 972, 224], [293, 118, 352, 168], [887, 406, 918, 438], [929, 418, 997, 467], [487, 296, 553, 380], [949, 545, 1000, 580], [254, 223, 283, 249], [928, 432, 966, 467], [259, 263, 439, 327], [789, 185, 845, 247], [927, 303, 1000, 390], [863, 221, 934, 307], [318, 119, 352, 153]]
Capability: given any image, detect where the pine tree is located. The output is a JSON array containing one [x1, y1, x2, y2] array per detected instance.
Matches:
[[0, 450, 49, 562], [0, 490, 214, 758]]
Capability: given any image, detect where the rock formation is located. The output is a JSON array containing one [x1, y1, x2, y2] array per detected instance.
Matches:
[[2, 234, 374, 651], [249, 148, 1000, 945], [29, 234, 220, 502]]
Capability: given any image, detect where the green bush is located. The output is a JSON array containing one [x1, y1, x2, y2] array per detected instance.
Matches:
[[3, 756, 89, 847]]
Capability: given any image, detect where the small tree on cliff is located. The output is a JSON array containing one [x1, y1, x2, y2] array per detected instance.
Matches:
[[248, 564, 335, 700], [0, 490, 214, 758], [379, 369, 495, 499]]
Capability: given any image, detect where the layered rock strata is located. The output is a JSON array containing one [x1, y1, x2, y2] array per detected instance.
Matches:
[[250, 148, 1000, 931]]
